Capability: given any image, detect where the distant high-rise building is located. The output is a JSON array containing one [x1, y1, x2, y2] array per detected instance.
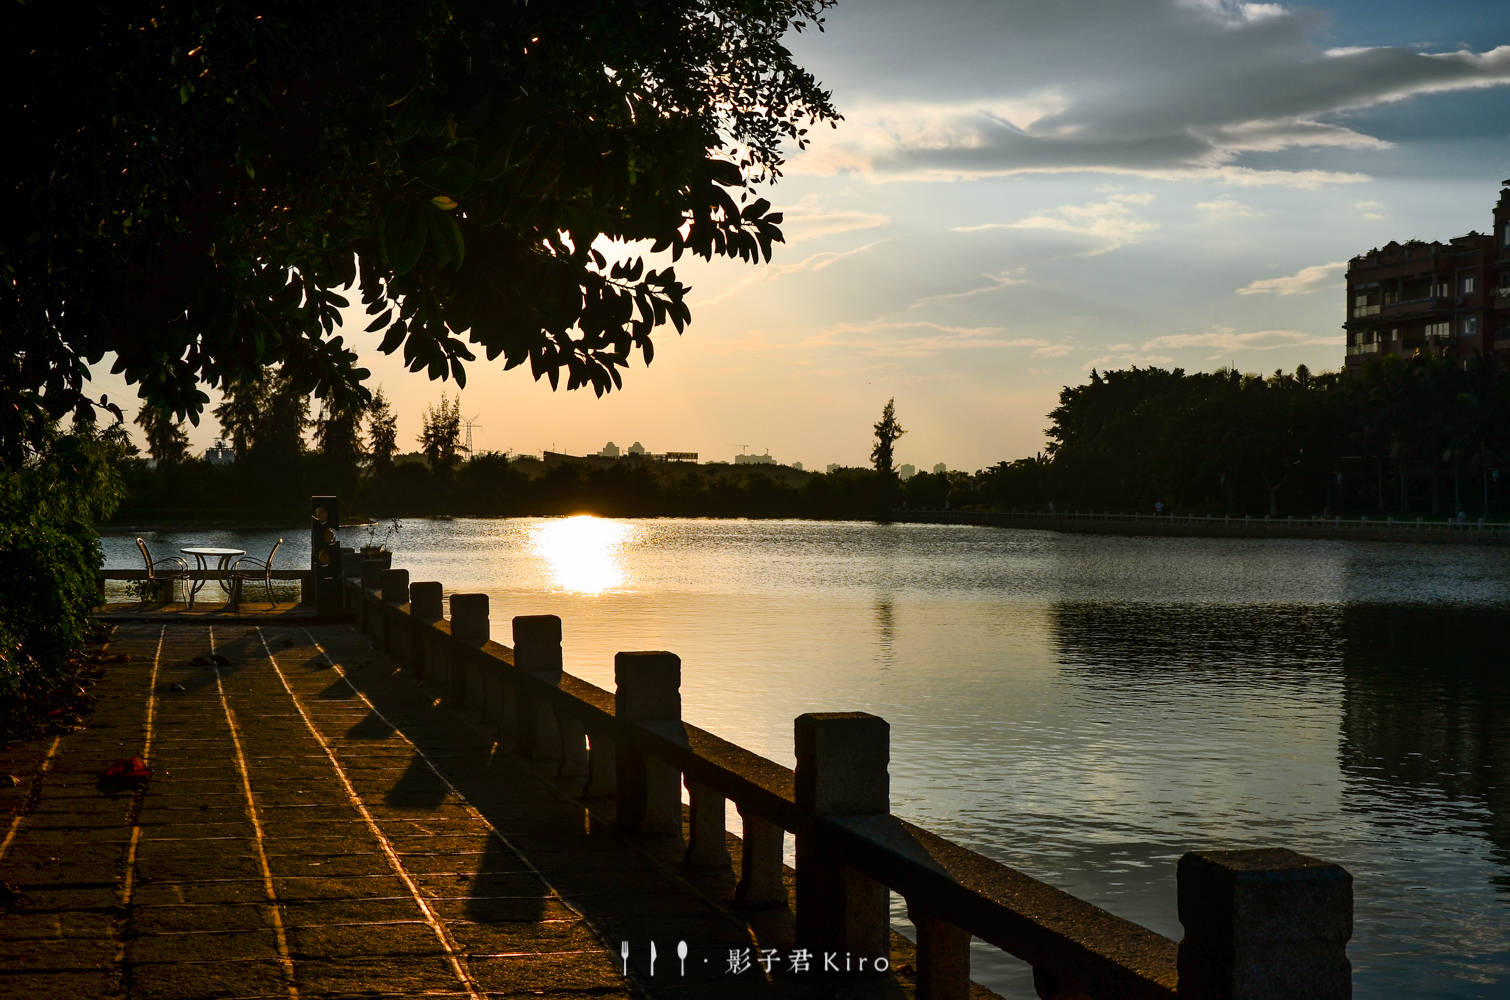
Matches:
[[933, 463, 948, 475], [734, 451, 775, 465], [598, 441, 620, 458], [1344, 180, 1510, 373], [826, 463, 841, 474], [204, 440, 234, 465], [628, 441, 646, 455], [898, 463, 916, 480], [791, 461, 804, 471]]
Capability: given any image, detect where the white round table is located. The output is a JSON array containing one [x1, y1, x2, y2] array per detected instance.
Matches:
[[180, 547, 246, 608]]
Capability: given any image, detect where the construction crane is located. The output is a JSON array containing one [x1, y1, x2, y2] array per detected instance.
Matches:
[[463, 414, 482, 454]]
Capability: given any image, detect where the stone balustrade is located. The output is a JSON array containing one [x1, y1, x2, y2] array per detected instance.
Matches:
[[341, 556, 1353, 1000]]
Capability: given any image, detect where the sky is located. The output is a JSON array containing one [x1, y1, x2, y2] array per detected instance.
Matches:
[[102, 0, 1510, 473]]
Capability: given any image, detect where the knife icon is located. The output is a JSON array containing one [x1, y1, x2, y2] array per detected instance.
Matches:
[[650, 940, 658, 976]]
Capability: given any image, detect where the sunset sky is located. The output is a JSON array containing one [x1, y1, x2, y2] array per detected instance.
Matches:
[[107, 0, 1510, 472]]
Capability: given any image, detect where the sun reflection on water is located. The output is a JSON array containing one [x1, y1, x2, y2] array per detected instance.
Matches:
[[529, 515, 635, 594]]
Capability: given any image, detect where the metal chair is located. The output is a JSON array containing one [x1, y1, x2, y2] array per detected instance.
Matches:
[[135, 537, 189, 605], [231, 538, 283, 605]]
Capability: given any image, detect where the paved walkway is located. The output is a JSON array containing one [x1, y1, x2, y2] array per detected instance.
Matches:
[[1, 618, 932, 999]]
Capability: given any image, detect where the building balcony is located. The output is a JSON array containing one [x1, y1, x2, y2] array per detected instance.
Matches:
[[1346, 343, 1381, 356]]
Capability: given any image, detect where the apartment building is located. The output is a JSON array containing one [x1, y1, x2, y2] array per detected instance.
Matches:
[[1343, 180, 1510, 373]]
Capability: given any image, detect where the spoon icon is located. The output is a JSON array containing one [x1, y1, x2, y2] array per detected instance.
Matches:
[[677, 940, 688, 975]]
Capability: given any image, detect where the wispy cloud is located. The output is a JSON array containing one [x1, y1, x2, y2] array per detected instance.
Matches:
[[803, 319, 1059, 358], [907, 268, 1031, 308], [780, 197, 892, 243], [1236, 260, 1347, 296], [956, 193, 1157, 255], [1195, 195, 1262, 221], [1143, 327, 1335, 355], [1083, 351, 1177, 370], [1354, 199, 1386, 221], [704, 238, 892, 305]]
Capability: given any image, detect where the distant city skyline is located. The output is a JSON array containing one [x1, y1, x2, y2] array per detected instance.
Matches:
[[93, 0, 1510, 472]]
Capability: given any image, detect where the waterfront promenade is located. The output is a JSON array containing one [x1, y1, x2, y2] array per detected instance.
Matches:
[[0, 614, 940, 999]]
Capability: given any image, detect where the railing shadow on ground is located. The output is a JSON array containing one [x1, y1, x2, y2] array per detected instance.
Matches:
[[337, 547, 1354, 1000]]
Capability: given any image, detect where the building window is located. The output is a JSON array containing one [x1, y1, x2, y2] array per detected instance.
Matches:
[[1462, 316, 1478, 337], [1431, 280, 1449, 298], [1462, 275, 1477, 294], [1426, 321, 1450, 339]]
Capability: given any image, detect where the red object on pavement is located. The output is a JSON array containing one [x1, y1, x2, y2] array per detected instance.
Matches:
[[102, 757, 152, 782]]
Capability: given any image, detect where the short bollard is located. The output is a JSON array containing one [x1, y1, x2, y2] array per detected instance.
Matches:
[[450, 594, 489, 645], [379, 568, 409, 604], [614, 651, 683, 837], [407, 582, 444, 678], [794, 712, 891, 961], [410, 581, 444, 620], [1176, 848, 1352, 1000], [513, 615, 563, 764]]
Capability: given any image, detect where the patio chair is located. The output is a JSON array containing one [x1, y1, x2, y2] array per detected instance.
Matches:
[[136, 537, 189, 605], [231, 538, 283, 605]]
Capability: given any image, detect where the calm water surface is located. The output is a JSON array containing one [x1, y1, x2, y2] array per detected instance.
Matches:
[[105, 518, 1510, 997]]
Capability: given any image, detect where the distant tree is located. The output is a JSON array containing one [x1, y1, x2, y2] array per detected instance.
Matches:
[[255, 370, 311, 463], [871, 398, 906, 477], [315, 396, 368, 468], [213, 374, 269, 460], [367, 389, 398, 469], [133, 404, 189, 464], [418, 394, 464, 472]]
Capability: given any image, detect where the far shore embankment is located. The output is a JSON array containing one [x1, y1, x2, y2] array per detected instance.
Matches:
[[898, 509, 1510, 545]]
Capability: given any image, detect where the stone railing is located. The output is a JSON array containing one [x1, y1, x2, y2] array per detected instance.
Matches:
[[342, 549, 1353, 1000]]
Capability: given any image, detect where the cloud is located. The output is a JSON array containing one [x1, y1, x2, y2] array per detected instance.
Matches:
[[704, 238, 891, 305], [803, 320, 1059, 359], [1355, 199, 1386, 221], [956, 193, 1158, 255], [791, 1, 1510, 186], [1083, 351, 1178, 370], [1235, 260, 1347, 295], [907, 267, 1031, 308], [1196, 195, 1262, 220], [1142, 328, 1334, 354], [779, 197, 892, 243]]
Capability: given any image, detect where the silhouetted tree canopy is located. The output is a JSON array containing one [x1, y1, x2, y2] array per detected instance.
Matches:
[[1, 1, 840, 464]]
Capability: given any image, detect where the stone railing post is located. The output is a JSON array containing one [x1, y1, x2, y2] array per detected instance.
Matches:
[[582, 732, 616, 798], [513, 615, 563, 766], [794, 712, 891, 961], [408, 582, 444, 679], [614, 651, 683, 837], [684, 780, 731, 868], [377, 568, 409, 657], [908, 905, 971, 1000], [1176, 848, 1352, 999], [447, 594, 488, 711], [450, 594, 489, 645], [734, 807, 786, 907]]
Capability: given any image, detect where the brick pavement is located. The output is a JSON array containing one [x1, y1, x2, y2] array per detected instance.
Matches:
[[1, 619, 928, 999]]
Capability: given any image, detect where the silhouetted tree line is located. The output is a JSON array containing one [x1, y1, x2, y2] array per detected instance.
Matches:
[[111, 353, 1510, 524], [1030, 356, 1510, 518]]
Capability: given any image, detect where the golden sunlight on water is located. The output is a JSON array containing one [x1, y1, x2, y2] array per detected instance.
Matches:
[[528, 515, 636, 595]]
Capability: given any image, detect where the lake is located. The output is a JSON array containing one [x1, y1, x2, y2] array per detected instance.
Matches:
[[103, 517, 1510, 997]]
